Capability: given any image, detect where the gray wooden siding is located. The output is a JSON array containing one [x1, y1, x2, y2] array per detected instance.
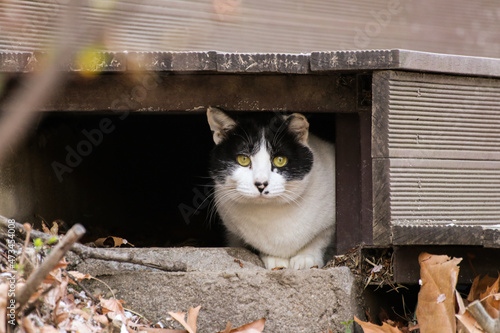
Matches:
[[373, 71, 500, 246], [1, 0, 500, 57]]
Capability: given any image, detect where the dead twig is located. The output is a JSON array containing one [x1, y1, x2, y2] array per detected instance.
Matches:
[[0, 215, 187, 272], [467, 300, 500, 333], [62, 268, 99, 304], [20, 282, 58, 317], [16, 223, 86, 309]]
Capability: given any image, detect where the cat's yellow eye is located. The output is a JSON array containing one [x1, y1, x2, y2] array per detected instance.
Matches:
[[273, 156, 288, 168], [237, 155, 251, 167]]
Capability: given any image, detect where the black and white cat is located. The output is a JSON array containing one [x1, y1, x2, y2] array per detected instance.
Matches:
[[207, 107, 335, 269]]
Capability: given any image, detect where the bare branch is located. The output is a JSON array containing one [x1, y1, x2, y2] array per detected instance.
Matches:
[[16, 223, 86, 309], [0, 215, 187, 272], [467, 300, 500, 333]]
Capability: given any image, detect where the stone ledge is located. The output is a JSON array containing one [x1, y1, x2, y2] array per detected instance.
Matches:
[[75, 248, 362, 332]]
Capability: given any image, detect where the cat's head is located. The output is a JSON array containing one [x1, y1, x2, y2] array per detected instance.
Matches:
[[207, 107, 313, 204]]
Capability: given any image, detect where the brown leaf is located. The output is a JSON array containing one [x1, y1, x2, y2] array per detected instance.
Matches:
[[168, 309, 197, 333], [354, 316, 402, 333], [100, 297, 126, 318], [20, 317, 38, 333], [66, 270, 92, 283], [479, 276, 500, 318], [50, 221, 59, 235], [187, 306, 201, 333], [219, 321, 232, 333], [92, 314, 110, 326], [95, 236, 134, 248], [42, 221, 51, 234], [228, 318, 265, 332], [456, 291, 484, 333], [468, 275, 498, 302], [41, 221, 59, 235], [416, 253, 462, 333]]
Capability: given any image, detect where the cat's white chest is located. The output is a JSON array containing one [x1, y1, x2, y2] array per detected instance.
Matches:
[[218, 197, 331, 258]]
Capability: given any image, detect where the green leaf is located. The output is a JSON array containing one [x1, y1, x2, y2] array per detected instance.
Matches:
[[48, 236, 58, 245], [33, 238, 44, 250], [341, 319, 353, 333]]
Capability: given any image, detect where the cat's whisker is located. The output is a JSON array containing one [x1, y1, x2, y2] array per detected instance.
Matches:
[[280, 191, 303, 208]]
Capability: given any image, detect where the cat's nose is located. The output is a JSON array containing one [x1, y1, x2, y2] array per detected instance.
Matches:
[[254, 181, 269, 193]]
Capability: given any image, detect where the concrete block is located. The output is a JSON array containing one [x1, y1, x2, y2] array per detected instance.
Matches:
[[75, 248, 362, 332]]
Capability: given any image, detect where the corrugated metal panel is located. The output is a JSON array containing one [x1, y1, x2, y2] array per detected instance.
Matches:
[[1, 0, 500, 56]]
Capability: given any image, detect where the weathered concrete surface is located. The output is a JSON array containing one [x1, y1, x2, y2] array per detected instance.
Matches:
[[73, 247, 265, 275], [75, 248, 362, 333]]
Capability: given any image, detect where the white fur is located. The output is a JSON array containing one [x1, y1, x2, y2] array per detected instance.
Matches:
[[214, 134, 335, 270]]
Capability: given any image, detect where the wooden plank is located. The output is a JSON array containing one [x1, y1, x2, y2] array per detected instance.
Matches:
[[335, 113, 362, 253], [311, 50, 500, 78], [392, 225, 483, 245], [378, 70, 500, 161], [388, 158, 500, 227], [372, 71, 390, 157], [359, 112, 373, 245], [373, 157, 500, 246], [372, 158, 391, 246], [3, 0, 500, 59], [6, 73, 357, 113], [312, 50, 400, 71], [216, 53, 310, 74], [128, 52, 217, 71]]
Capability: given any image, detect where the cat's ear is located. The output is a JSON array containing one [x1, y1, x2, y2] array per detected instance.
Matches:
[[207, 107, 237, 144], [286, 113, 309, 144]]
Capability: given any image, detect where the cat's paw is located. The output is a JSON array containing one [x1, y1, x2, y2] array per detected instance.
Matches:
[[261, 255, 290, 270], [290, 254, 323, 270]]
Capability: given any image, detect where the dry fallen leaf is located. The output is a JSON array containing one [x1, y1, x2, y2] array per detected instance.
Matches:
[[187, 306, 201, 333], [40, 326, 61, 333], [41, 221, 60, 236], [65, 270, 92, 284], [231, 318, 265, 333], [219, 318, 266, 333], [456, 290, 484, 333], [416, 253, 462, 333], [479, 276, 500, 319], [354, 316, 402, 333], [468, 275, 498, 303], [100, 297, 126, 318], [168, 306, 201, 333], [95, 236, 134, 248]]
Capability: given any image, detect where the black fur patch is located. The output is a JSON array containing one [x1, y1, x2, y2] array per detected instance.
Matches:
[[209, 112, 313, 183]]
